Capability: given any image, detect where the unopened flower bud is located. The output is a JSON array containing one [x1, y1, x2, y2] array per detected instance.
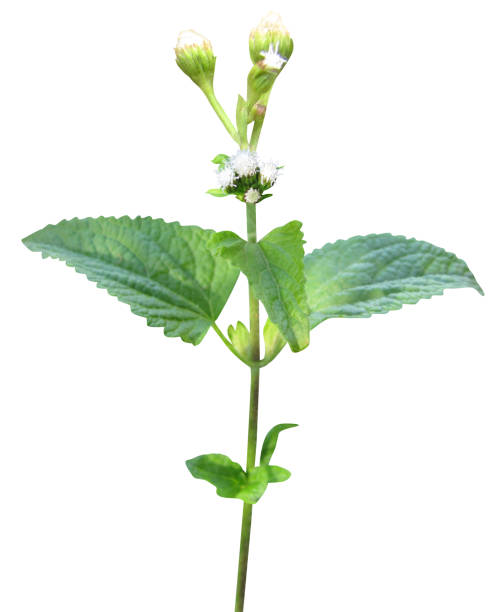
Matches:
[[175, 30, 216, 90], [249, 12, 293, 66], [244, 188, 261, 204]]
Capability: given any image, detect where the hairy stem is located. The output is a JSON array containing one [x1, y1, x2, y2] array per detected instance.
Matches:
[[234, 203, 260, 612]]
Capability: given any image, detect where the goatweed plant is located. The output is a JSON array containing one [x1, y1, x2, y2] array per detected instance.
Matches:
[[23, 12, 483, 612]]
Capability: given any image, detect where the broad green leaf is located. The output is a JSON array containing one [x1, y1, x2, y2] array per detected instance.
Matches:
[[260, 423, 298, 465], [305, 233, 483, 327], [266, 465, 291, 483], [263, 318, 286, 361], [186, 454, 246, 498], [22, 216, 239, 345], [206, 188, 229, 197], [211, 221, 310, 352], [228, 321, 252, 362]]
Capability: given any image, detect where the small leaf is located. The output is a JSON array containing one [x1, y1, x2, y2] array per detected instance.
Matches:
[[263, 318, 286, 361], [228, 321, 252, 361], [266, 465, 291, 483], [305, 233, 483, 327], [186, 454, 246, 498], [236, 467, 269, 504], [206, 188, 229, 197], [211, 154, 230, 166], [211, 221, 310, 352], [260, 423, 298, 466], [22, 217, 239, 345]]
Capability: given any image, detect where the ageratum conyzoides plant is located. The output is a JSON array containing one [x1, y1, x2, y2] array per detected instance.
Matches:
[[22, 12, 483, 612]]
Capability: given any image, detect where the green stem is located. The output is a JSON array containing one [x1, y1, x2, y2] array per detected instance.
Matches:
[[234, 203, 260, 612], [202, 84, 240, 145]]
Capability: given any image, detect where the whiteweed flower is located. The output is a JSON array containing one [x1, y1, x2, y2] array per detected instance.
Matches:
[[259, 160, 279, 185], [230, 150, 259, 177], [209, 151, 282, 204], [175, 30, 216, 89], [249, 12, 293, 66], [244, 188, 261, 204], [216, 166, 236, 189], [246, 14, 293, 110]]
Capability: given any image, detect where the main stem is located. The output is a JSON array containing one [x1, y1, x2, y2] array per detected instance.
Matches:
[[234, 203, 260, 612]]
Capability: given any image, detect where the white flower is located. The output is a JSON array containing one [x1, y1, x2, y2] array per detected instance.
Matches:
[[258, 159, 279, 185], [260, 42, 287, 71], [230, 150, 259, 177], [244, 188, 261, 204], [216, 166, 236, 189]]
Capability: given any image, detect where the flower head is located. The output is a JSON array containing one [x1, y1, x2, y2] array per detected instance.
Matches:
[[175, 29, 216, 89], [259, 159, 280, 185], [230, 150, 259, 177], [209, 150, 281, 204], [249, 12, 293, 66], [244, 188, 261, 204], [216, 165, 236, 189]]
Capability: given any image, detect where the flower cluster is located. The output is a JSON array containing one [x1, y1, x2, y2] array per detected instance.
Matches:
[[208, 151, 281, 204]]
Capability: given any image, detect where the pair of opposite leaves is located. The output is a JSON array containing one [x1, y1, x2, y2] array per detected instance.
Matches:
[[22, 216, 482, 355]]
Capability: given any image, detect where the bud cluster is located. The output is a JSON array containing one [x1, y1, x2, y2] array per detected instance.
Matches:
[[208, 151, 281, 204]]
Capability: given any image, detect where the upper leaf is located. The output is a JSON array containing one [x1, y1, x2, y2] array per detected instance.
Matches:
[[211, 221, 310, 352], [305, 233, 483, 328], [260, 423, 298, 465], [22, 216, 239, 345]]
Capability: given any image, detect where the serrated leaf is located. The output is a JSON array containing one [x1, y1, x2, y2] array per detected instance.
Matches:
[[305, 233, 483, 327], [22, 216, 239, 345], [260, 423, 298, 465], [206, 188, 229, 197], [211, 221, 310, 352], [228, 321, 252, 361], [186, 454, 246, 498]]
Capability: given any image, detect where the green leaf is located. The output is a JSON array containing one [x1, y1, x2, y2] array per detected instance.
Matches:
[[228, 321, 252, 362], [22, 216, 239, 345], [237, 467, 269, 504], [266, 465, 291, 483], [186, 454, 246, 498], [305, 233, 483, 328], [211, 154, 230, 166], [206, 188, 229, 197], [211, 221, 310, 352], [260, 423, 298, 465], [186, 456, 291, 503], [263, 318, 286, 361]]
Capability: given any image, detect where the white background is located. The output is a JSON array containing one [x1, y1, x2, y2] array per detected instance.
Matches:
[[1, 1, 496, 610]]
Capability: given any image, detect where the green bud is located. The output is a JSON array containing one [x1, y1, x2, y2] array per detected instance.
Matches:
[[175, 30, 216, 90], [249, 12, 293, 66], [246, 63, 278, 110]]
